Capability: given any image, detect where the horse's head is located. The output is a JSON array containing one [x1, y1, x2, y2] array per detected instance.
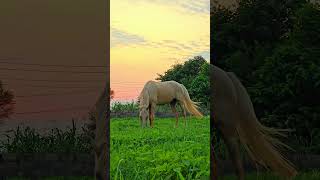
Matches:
[[139, 106, 149, 128]]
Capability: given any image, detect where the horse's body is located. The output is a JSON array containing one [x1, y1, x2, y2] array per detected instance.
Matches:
[[92, 87, 108, 180], [138, 80, 203, 127], [211, 65, 297, 179]]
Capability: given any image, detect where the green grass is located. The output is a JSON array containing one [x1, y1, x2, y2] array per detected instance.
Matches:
[[0, 120, 93, 153], [110, 116, 210, 180], [221, 170, 320, 180]]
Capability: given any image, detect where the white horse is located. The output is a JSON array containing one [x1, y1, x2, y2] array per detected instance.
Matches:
[[138, 80, 203, 128]]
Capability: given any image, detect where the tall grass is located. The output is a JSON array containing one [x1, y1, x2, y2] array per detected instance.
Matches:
[[0, 120, 94, 153], [111, 117, 210, 179]]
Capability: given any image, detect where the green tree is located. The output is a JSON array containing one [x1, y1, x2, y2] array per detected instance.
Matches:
[[211, 0, 320, 150], [189, 63, 210, 107], [156, 56, 207, 89], [211, 0, 307, 84], [249, 3, 320, 140], [157, 56, 210, 109]]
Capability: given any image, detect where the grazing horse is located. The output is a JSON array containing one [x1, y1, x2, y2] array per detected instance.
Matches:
[[211, 65, 297, 179], [138, 80, 203, 128], [91, 87, 108, 180]]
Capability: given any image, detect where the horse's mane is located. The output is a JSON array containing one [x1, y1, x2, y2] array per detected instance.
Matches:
[[138, 83, 150, 109], [89, 87, 108, 179]]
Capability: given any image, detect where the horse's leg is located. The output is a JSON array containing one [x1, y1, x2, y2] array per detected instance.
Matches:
[[220, 124, 245, 180], [179, 102, 187, 127], [150, 103, 156, 128], [170, 100, 178, 128], [148, 105, 152, 128], [211, 143, 218, 180]]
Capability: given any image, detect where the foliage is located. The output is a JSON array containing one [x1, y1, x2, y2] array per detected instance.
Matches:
[[111, 101, 139, 113], [110, 101, 209, 116], [189, 63, 210, 108], [0, 120, 94, 153], [211, 0, 320, 149], [156, 56, 210, 110], [0, 81, 15, 119], [110, 117, 210, 179]]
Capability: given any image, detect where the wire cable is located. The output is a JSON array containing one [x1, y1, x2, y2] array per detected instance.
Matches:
[[2, 83, 104, 89], [14, 106, 92, 115], [1, 77, 106, 83], [15, 90, 100, 98], [0, 67, 106, 74], [0, 61, 106, 68]]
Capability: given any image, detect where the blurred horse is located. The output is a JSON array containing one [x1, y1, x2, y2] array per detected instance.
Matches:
[[92, 87, 108, 180], [211, 65, 297, 179], [138, 80, 203, 128]]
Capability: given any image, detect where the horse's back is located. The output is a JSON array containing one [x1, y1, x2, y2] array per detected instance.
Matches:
[[143, 81, 183, 104], [212, 65, 237, 102], [211, 65, 238, 124], [144, 80, 181, 92]]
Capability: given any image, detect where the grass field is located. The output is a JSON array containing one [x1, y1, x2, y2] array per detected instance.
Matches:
[[110, 116, 210, 180]]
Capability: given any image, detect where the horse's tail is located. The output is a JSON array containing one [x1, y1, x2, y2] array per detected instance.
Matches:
[[179, 84, 203, 118], [227, 72, 297, 178]]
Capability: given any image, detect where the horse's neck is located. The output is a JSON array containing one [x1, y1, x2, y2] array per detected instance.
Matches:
[[139, 89, 150, 107], [95, 88, 107, 119]]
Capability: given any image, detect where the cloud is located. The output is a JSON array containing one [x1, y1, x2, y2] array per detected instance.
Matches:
[[142, 39, 210, 63], [110, 28, 210, 63], [177, 0, 210, 14], [192, 50, 210, 61], [111, 28, 146, 48], [111, 0, 210, 61], [131, 0, 210, 15], [144, 39, 202, 52]]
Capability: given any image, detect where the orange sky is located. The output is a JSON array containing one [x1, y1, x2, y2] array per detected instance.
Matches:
[[111, 0, 210, 102], [0, 0, 106, 121]]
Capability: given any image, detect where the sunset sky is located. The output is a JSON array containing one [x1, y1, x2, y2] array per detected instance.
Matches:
[[0, 0, 106, 121], [111, 0, 210, 102]]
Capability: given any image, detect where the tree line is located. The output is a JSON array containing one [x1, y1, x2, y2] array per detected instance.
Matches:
[[211, 0, 320, 152]]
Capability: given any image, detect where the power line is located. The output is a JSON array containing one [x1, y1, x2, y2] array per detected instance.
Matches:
[[0, 78, 146, 85], [15, 90, 100, 98], [0, 61, 106, 68], [1, 80, 106, 87], [0, 67, 106, 74], [1, 77, 106, 83], [0, 82, 147, 88], [14, 106, 92, 115], [0, 57, 23, 60], [2, 83, 104, 89]]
